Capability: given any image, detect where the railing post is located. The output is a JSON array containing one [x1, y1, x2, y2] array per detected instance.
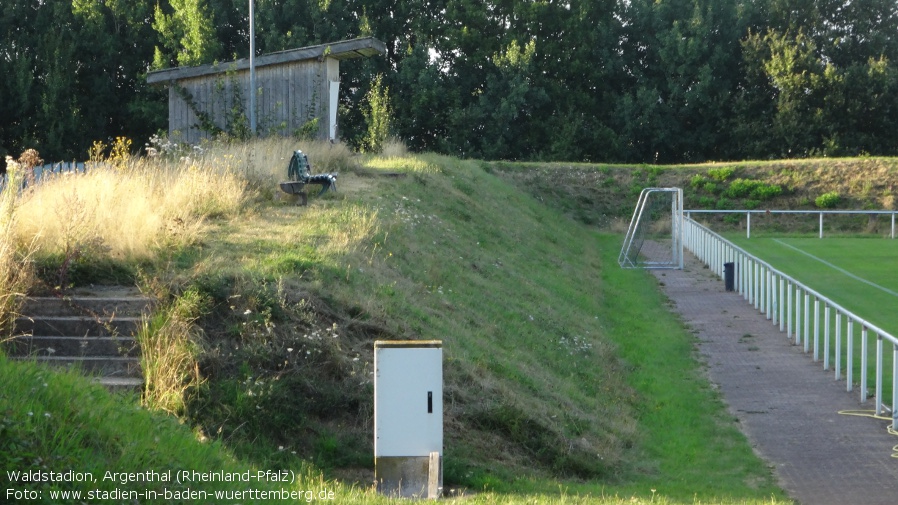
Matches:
[[774, 275, 786, 331], [892, 344, 898, 430], [824, 304, 831, 371], [702, 228, 707, 263], [876, 335, 883, 416], [835, 312, 842, 380], [860, 326, 868, 402], [846, 319, 853, 392], [794, 286, 802, 346], [748, 258, 758, 308], [751, 269, 764, 314], [813, 297, 820, 362], [746, 258, 758, 309], [819, 212, 824, 239], [747, 211, 751, 239], [714, 237, 723, 279], [787, 281, 793, 338], [803, 292, 810, 353]]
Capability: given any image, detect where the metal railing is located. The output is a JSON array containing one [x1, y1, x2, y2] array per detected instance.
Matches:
[[685, 209, 898, 239], [683, 216, 898, 429]]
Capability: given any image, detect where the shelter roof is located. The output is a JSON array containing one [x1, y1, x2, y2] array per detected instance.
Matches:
[[147, 37, 385, 84]]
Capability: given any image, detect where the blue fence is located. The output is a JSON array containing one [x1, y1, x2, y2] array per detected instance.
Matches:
[[1, 161, 87, 192]]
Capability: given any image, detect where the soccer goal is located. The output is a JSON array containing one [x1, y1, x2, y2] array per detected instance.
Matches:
[[619, 187, 684, 269]]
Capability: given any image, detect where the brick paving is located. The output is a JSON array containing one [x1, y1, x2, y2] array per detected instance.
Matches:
[[650, 253, 898, 505]]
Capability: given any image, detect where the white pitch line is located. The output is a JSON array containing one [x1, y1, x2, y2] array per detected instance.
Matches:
[[772, 239, 898, 298]]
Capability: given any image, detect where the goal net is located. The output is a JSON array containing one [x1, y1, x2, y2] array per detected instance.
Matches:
[[619, 187, 684, 269]]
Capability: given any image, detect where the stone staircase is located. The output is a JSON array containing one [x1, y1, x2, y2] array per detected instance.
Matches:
[[7, 286, 155, 392]]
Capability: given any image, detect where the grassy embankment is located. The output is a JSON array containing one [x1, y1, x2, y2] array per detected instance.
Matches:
[[493, 157, 898, 235], [2, 140, 857, 503]]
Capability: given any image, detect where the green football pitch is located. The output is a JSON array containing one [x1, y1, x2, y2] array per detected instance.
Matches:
[[724, 235, 898, 401], [727, 236, 898, 336]]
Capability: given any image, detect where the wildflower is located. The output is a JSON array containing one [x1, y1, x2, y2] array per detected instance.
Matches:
[[18, 149, 43, 169]]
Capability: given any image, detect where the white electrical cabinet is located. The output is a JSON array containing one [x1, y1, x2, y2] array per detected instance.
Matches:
[[374, 340, 442, 498]]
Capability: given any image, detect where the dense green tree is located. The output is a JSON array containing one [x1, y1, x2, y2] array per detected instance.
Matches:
[[153, 0, 222, 68], [740, 0, 898, 157], [0, 1, 165, 161], [615, 0, 749, 162], [6, 0, 898, 163]]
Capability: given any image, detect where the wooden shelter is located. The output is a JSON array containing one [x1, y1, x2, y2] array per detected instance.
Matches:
[[146, 37, 385, 144]]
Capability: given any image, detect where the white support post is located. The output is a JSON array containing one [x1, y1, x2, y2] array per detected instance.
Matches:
[[876, 336, 883, 416], [794, 287, 801, 345], [249, 0, 257, 135], [819, 212, 824, 239], [824, 305, 831, 371], [747, 211, 751, 239], [860, 326, 868, 402], [775, 275, 786, 331], [754, 262, 759, 308], [813, 298, 820, 362], [847, 320, 854, 392], [787, 281, 793, 338], [892, 345, 898, 430], [677, 188, 684, 270], [835, 312, 842, 380], [804, 292, 810, 353]]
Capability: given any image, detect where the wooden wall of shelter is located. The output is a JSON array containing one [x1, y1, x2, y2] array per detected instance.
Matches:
[[147, 38, 385, 145]]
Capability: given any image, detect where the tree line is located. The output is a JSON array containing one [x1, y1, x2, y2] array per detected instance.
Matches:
[[3, 0, 898, 164]]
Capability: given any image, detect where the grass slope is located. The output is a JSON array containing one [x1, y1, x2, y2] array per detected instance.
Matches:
[[180, 154, 786, 501], [0, 356, 337, 504], [491, 157, 898, 231], [2, 146, 790, 504]]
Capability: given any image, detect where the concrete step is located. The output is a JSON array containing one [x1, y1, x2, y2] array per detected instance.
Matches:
[[94, 376, 143, 393], [17, 355, 142, 378], [7, 335, 139, 357], [7, 286, 156, 392], [22, 296, 155, 318], [15, 315, 143, 337]]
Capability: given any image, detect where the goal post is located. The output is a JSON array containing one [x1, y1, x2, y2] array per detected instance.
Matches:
[[619, 187, 684, 269]]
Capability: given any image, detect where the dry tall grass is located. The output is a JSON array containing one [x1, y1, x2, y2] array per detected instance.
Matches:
[[14, 163, 247, 261], [0, 159, 34, 340], [137, 287, 208, 415], [201, 137, 356, 189], [12, 137, 352, 262]]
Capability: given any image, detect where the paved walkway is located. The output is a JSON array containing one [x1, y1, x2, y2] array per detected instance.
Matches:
[[651, 254, 898, 505]]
